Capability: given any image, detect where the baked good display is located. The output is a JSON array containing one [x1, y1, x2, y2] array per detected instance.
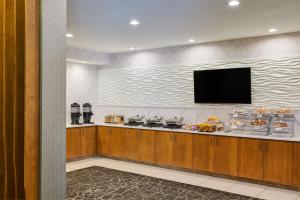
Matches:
[[250, 119, 267, 126], [198, 122, 216, 132], [272, 122, 288, 128], [207, 116, 220, 122], [254, 107, 269, 115], [273, 108, 292, 114], [272, 107, 294, 117], [227, 119, 246, 126]]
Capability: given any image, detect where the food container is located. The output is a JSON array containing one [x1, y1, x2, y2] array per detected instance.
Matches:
[[271, 107, 294, 118], [198, 122, 216, 133], [227, 114, 270, 136], [104, 115, 124, 124], [269, 117, 295, 137], [230, 107, 250, 118], [251, 106, 270, 118]]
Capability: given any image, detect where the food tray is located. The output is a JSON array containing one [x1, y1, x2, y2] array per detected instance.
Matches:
[[231, 129, 270, 136], [250, 113, 271, 118], [272, 113, 295, 118], [269, 127, 294, 137]]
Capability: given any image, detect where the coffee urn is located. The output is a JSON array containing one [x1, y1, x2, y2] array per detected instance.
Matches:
[[83, 103, 94, 124], [71, 103, 81, 125]]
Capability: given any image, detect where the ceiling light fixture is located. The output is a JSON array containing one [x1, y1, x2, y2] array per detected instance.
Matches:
[[66, 33, 74, 38], [81, 61, 87, 64], [130, 19, 140, 26], [268, 28, 277, 33], [188, 38, 195, 43], [228, 0, 240, 7], [129, 47, 135, 50]]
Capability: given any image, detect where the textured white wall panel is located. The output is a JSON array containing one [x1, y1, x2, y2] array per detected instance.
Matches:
[[96, 57, 300, 108], [66, 62, 98, 124]]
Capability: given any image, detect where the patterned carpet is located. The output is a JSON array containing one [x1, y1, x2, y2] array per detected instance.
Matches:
[[66, 166, 261, 200]]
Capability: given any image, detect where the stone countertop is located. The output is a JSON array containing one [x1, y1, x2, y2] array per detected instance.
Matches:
[[66, 122, 300, 142]]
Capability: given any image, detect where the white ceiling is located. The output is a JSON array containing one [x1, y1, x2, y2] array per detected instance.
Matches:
[[67, 0, 300, 53]]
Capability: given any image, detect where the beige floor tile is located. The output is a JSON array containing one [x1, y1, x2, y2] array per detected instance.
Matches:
[[258, 187, 300, 200], [227, 182, 268, 197], [199, 177, 238, 191]]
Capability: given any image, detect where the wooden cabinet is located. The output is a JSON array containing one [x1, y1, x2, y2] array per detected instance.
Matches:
[[124, 128, 140, 160], [139, 130, 155, 163], [70, 125, 298, 189], [193, 134, 214, 172], [238, 138, 264, 180], [66, 128, 73, 160], [263, 140, 293, 186], [173, 133, 193, 169], [81, 127, 96, 157], [66, 128, 81, 160], [293, 142, 300, 188], [110, 128, 125, 158], [214, 136, 238, 176], [66, 127, 96, 160], [155, 131, 173, 166], [97, 126, 111, 156]]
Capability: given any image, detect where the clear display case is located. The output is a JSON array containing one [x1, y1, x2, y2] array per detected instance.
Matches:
[[226, 107, 296, 137], [269, 116, 295, 137]]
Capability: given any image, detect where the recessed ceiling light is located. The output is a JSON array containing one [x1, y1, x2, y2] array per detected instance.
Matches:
[[228, 0, 240, 7], [66, 33, 74, 38], [130, 19, 140, 26], [129, 47, 135, 50], [268, 28, 277, 33], [188, 38, 195, 43]]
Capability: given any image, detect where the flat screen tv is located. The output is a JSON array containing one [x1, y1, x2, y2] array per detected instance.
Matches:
[[193, 68, 251, 104]]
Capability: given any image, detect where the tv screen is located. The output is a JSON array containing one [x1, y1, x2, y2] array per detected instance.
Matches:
[[193, 68, 251, 104]]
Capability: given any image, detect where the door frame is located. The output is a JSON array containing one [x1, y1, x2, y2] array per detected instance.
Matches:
[[40, 0, 66, 199]]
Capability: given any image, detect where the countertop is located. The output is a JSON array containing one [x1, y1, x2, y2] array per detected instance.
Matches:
[[66, 122, 300, 142]]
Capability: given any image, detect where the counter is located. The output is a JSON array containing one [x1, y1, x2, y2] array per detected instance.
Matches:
[[66, 122, 300, 142]]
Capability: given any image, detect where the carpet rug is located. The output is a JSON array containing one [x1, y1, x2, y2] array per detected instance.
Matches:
[[66, 166, 261, 200]]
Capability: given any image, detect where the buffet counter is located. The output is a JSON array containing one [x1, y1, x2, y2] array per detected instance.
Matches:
[[66, 122, 300, 142]]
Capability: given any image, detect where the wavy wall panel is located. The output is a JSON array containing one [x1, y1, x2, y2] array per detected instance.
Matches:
[[96, 57, 300, 108]]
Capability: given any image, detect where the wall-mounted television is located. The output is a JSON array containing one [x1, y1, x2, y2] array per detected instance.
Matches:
[[193, 68, 251, 104]]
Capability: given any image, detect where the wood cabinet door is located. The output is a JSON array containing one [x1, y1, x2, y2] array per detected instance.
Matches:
[[293, 142, 300, 188], [139, 130, 155, 163], [214, 136, 238, 176], [193, 134, 214, 172], [124, 128, 140, 161], [110, 127, 125, 158], [70, 128, 82, 159], [80, 127, 96, 157], [263, 140, 293, 186], [97, 126, 111, 156], [66, 128, 73, 160], [238, 138, 263, 180], [155, 131, 173, 166], [173, 133, 193, 169]]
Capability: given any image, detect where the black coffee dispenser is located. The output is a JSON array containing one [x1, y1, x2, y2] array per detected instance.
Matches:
[[83, 103, 94, 124], [71, 103, 81, 125]]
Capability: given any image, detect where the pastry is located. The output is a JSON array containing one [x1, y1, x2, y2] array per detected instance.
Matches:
[[254, 107, 269, 114], [272, 122, 288, 128], [250, 119, 267, 126]]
